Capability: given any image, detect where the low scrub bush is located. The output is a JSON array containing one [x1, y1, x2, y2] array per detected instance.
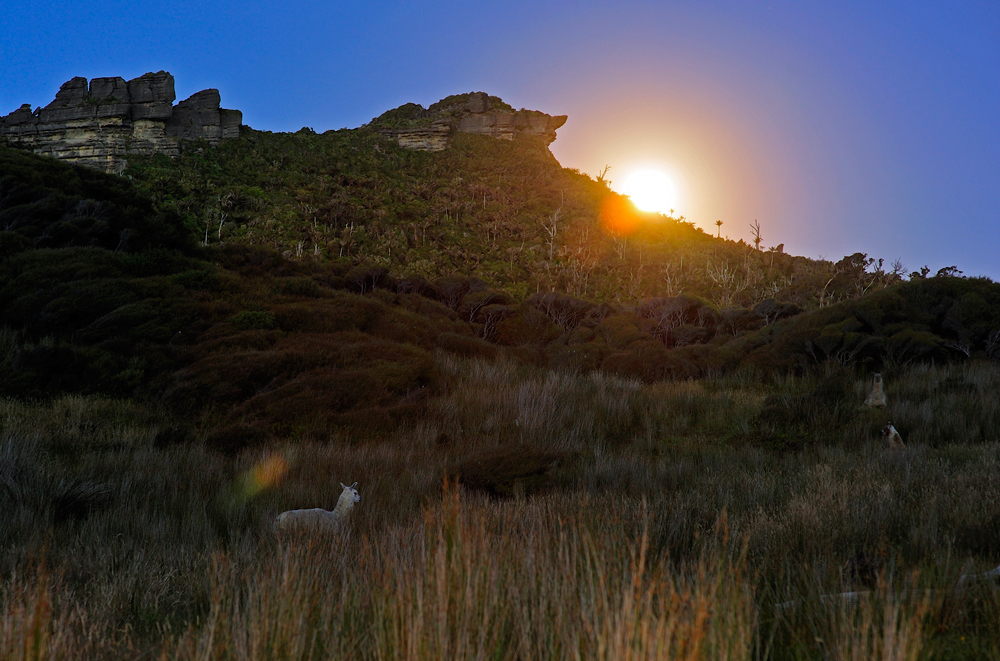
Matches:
[[230, 310, 277, 331], [205, 423, 270, 454], [170, 268, 220, 291], [434, 331, 499, 359], [451, 445, 571, 498]]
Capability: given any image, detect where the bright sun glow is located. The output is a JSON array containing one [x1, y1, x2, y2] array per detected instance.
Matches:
[[621, 169, 678, 215]]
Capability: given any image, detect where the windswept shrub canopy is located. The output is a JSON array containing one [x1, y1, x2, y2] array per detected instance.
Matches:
[[0, 146, 195, 254]]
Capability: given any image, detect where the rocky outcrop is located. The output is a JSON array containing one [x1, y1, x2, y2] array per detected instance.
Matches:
[[0, 72, 242, 173], [386, 120, 452, 152], [165, 89, 242, 143], [374, 92, 567, 152]]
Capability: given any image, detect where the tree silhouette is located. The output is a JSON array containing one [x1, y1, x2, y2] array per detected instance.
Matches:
[[750, 219, 762, 251], [715, 219, 723, 238]]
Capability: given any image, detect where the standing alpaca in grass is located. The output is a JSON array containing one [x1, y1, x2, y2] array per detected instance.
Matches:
[[865, 373, 887, 408], [779, 563, 1000, 613], [275, 482, 361, 533], [881, 422, 904, 449], [958, 564, 1000, 586]]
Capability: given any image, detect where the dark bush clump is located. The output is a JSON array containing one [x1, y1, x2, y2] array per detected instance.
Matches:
[[205, 423, 270, 454], [231, 311, 277, 331], [452, 446, 569, 498]]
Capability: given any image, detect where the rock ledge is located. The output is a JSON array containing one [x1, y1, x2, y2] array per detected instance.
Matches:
[[373, 92, 566, 152], [0, 72, 242, 172]]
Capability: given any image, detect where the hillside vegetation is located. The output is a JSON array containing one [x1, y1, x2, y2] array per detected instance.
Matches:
[[124, 122, 907, 307], [3, 140, 1000, 442], [2, 105, 1000, 659]]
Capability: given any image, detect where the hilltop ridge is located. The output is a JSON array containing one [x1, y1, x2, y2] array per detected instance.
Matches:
[[373, 91, 567, 151], [1, 77, 567, 168], [0, 80, 915, 312]]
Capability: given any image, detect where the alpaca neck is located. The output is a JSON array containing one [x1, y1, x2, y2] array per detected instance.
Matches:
[[332, 493, 355, 518]]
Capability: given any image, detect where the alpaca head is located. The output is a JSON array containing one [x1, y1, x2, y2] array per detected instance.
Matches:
[[880, 421, 904, 448], [340, 482, 361, 505], [873, 373, 882, 384]]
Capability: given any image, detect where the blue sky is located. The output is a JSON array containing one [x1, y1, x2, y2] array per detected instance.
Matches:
[[2, 1, 998, 277]]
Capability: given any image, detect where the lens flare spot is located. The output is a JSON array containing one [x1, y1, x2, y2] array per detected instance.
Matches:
[[600, 195, 640, 236], [238, 453, 289, 500]]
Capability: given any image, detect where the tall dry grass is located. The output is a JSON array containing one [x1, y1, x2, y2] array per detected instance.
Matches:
[[2, 357, 1000, 658], [3, 487, 969, 661], [115, 487, 759, 661]]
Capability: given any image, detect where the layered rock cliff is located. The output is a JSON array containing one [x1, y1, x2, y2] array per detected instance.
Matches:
[[373, 92, 567, 152], [0, 72, 242, 173]]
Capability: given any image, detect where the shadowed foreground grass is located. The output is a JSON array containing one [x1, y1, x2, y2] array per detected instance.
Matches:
[[2, 358, 1000, 658], [5, 491, 994, 660], [169, 491, 755, 660]]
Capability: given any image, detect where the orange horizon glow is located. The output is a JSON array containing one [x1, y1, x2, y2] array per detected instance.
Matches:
[[550, 84, 789, 242], [599, 195, 641, 236]]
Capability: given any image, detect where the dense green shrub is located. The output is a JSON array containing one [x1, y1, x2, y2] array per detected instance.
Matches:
[[434, 332, 499, 359], [170, 268, 221, 291], [0, 147, 196, 253], [231, 310, 277, 331]]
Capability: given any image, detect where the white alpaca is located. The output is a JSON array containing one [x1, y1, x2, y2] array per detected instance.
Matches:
[[865, 373, 887, 408], [881, 422, 904, 449], [958, 564, 1000, 586], [779, 565, 1000, 613], [275, 482, 361, 533]]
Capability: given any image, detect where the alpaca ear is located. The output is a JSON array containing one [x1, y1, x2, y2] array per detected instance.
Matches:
[[351, 482, 358, 488], [341, 483, 347, 489]]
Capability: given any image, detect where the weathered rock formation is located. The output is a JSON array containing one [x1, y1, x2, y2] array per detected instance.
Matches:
[[374, 92, 567, 152], [0, 72, 242, 172]]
